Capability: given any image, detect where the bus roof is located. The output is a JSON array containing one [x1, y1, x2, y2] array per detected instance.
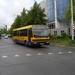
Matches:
[[13, 25, 47, 31], [13, 25, 32, 31]]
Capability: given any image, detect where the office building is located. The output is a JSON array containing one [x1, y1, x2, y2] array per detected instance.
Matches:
[[39, 0, 47, 16], [46, 0, 73, 36]]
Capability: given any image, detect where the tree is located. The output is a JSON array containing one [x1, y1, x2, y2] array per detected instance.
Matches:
[[27, 1, 47, 25], [9, 1, 47, 34], [20, 8, 28, 27], [14, 15, 21, 28], [9, 15, 21, 34], [65, 0, 75, 20]]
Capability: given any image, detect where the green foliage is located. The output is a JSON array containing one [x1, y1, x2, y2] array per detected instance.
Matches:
[[68, 40, 75, 47], [52, 34, 57, 40], [51, 33, 75, 47], [20, 8, 28, 26], [29, 1, 47, 25], [65, 0, 75, 20], [24, 1, 47, 25], [51, 34, 59, 43], [61, 32, 69, 40], [60, 40, 70, 46], [14, 15, 21, 28], [9, 15, 21, 34], [0, 29, 7, 34]]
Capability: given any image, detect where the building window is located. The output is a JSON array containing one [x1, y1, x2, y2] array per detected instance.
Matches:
[[74, 30, 75, 36], [61, 30, 64, 35], [54, 31, 57, 35], [46, 0, 69, 22], [49, 23, 55, 29], [68, 28, 70, 36]]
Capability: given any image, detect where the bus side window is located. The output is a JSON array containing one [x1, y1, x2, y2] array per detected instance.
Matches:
[[13, 31, 17, 36], [20, 29, 27, 36], [18, 31, 19, 36], [24, 29, 27, 36], [29, 28, 32, 37]]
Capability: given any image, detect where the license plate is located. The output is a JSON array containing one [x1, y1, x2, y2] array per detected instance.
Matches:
[[40, 43, 44, 45]]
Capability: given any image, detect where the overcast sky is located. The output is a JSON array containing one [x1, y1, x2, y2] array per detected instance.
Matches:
[[0, 0, 42, 29]]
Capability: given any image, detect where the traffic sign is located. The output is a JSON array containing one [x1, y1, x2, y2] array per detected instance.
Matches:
[[72, 25, 75, 30]]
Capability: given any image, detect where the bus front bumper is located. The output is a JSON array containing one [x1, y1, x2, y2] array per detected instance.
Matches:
[[27, 41, 50, 46], [31, 42, 50, 45]]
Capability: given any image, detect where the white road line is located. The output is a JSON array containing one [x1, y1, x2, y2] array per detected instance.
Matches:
[[48, 53, 53, 55], [68, 51, 73, 54], [14, 55, 20, 57], [26, 54, 31, 56], [37, 53, 43, 55], [0, 45, 11, 48], [59, 52, 63, 54], [2, 56, 8, 58]]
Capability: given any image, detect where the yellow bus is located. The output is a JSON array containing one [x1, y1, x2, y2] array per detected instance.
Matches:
[[12, 25, 50, 46]]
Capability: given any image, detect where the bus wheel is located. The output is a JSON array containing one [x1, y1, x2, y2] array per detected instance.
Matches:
[[24, 41, 27, 46], [38, 45, 41, 47]]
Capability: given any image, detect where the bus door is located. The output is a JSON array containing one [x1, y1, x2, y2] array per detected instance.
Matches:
[[0, 34, 1, 39], [28, 28, 32, 42], [17, 30, 20, 40], [0, 32, 1, 39]]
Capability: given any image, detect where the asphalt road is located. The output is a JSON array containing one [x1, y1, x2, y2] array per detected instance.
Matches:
[[0, 37, 75, 75]]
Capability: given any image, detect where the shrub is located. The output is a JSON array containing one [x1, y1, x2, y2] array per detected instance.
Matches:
[[51, 34, 57, 40], [51, 34, 59, 43], [68, 40, 75, 47], [61, 32, 69, 40]]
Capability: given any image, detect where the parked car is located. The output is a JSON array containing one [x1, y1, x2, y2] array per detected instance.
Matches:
[[8, 34, 12, 37], [4, 35, 8, 39]]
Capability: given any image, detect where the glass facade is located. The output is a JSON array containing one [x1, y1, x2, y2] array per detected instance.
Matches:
[[46, 0, 69, 21]]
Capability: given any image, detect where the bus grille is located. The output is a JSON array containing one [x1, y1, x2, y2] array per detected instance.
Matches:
[[33, 39, 49, 42]]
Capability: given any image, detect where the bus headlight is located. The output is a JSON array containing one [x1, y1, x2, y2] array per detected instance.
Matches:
[[34, 42, 37, 44], [47, 42, 49, 43]]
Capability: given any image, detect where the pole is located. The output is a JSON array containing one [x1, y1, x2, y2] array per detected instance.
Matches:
[[54, 0, 58, 28], [71, 0, 74, 40]]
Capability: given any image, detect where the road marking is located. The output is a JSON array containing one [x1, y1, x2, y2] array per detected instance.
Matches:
[[2, 56, 8, 58], [26, 54, 31, 56], [48, 53, 53, 55], [59, 52, 63, 54], [68, 51, 73, 53], [14, 55, 20, 57], [0, 45, 11, 48], [37, 53, 43, 55]]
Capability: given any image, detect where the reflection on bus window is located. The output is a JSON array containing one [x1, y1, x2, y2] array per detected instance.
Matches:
[[34, 29, 49, 37]]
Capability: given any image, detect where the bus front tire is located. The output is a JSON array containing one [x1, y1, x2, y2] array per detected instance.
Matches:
[[24, 41, 27, 46]]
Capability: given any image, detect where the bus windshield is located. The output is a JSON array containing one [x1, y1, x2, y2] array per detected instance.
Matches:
[[33, 25, 49, 37]]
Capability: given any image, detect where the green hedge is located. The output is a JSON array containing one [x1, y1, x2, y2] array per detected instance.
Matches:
[[51, 33, 75, 47]]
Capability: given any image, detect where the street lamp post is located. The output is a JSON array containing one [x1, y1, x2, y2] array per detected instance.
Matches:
[[71, 0, 74, 40], [54, 0, 58, 28]]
